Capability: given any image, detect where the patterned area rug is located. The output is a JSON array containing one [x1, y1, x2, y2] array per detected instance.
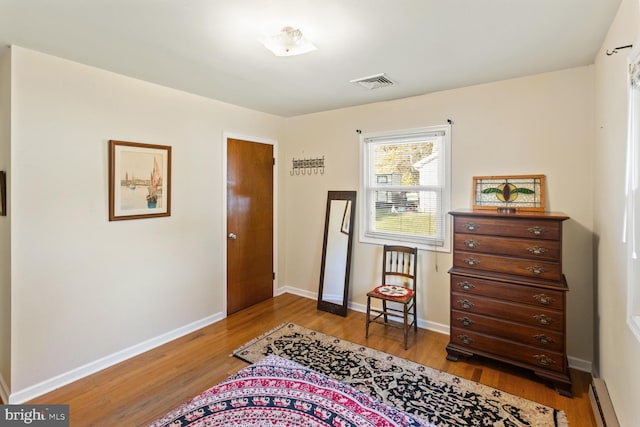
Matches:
[[147, 356, 431, 427], [232, 322, 568, 427]]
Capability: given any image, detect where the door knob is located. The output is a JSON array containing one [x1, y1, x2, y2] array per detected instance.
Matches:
[[228, 233, 237, 240]]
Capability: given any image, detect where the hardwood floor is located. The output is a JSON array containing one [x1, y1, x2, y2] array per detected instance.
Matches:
[[29, 293, 595, 426]]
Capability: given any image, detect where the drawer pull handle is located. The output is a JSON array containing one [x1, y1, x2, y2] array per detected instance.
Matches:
[[464, 223, 480, 231], [527, 226, 546, 236], [534, 314, 554, 326], [527, 246, 547, 255], [457, 317, 474, 327], [533, 354, 556, 366], [458, 299, 475, 309], [464, 257, 480, 267], [464, 239, 480, 249], [527, 265, 546, 275], [533, 294, 554, 305], [534, 334, 555, 345], [458, 335, 474, 345], [457, 281, 476, 291]]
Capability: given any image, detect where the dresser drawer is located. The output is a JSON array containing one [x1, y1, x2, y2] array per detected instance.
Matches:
[[450, 328, 566, 372], [454, 234, 561, 261], [451, 292, 564, 331], [453, 216, 561, 240], [451, 309, 564, 352], [453, 251, 561, 281], [450, 274, 564, 309]]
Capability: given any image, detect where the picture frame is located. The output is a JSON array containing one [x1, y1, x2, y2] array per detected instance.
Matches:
[[109, 140, 172, 221], [0, 171, 6, 217], [473, 174, 545, 213]]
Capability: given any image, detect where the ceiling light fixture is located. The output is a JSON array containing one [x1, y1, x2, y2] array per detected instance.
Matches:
[[259, 26, 317, 57]]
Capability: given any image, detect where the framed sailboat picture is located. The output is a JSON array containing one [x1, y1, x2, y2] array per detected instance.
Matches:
[[109, 140, 171, 221]]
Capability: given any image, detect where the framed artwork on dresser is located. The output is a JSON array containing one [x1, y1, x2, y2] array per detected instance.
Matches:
[[472, 174, 545, 212]]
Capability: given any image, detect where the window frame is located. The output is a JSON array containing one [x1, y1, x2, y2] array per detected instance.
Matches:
[[358, 125, 451, 252]]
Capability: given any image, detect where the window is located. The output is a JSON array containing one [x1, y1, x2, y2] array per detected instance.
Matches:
[[359, 125, 451, 251]]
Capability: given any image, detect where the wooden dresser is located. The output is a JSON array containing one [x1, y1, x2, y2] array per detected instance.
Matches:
[[447, 209, 572, 397]]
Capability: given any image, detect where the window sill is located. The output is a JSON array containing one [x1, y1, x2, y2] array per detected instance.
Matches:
[[359, 234, 450, 253]]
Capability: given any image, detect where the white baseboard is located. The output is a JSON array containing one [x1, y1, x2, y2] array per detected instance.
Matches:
[[277, 286, 450, 335], [276, 285, 317, 300], [347, 299, 450, 335], [9, 312, 225, 404], [567, 355, 592, 373]]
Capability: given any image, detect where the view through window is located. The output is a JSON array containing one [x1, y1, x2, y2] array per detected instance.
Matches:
[[359, 125, 451, 251]]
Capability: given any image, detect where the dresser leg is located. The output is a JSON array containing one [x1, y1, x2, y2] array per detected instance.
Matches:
[[446, 344, 473, 361], [554, 382, 573, 398], [534, 370, 573, 398]]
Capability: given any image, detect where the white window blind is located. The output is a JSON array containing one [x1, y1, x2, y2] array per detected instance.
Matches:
[[624, 45, 640, 258], [359, 125, 451, 251], [623, 42, 640, 343]]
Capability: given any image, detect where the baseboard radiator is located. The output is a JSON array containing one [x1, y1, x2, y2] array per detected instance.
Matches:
[[589, 378, 619, 427]]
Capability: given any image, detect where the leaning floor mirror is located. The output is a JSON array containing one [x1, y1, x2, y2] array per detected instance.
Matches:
[[317, 191, 357, 316]]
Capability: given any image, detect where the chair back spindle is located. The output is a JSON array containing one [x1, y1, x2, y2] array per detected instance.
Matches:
[[382, 246, 417, 289]]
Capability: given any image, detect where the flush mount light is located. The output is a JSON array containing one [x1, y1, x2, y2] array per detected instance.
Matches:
[[259, 26, 317, 57]]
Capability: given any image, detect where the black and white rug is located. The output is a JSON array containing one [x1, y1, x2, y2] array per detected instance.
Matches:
[[232, 322, 568, 427]]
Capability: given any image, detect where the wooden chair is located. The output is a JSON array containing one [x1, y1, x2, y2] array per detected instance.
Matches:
[[365, 245, 418, 349]]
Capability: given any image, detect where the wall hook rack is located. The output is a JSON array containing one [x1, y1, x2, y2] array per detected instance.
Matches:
[[291, 156, 325, 175]]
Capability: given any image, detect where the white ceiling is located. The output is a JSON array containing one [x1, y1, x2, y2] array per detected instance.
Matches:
[[0, 0, 622, 117]]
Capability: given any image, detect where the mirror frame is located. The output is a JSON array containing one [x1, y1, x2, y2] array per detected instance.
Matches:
[[317, 190, 357, 316]]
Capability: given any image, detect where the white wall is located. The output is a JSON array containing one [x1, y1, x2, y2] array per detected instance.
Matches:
[[593, 0, 640, 424], [281, 66, 595, 367], [8, 46, 283, 401], [0, 46, 12, 402]]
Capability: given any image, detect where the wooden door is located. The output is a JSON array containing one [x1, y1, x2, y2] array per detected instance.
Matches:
[[227, 138, 274, 315]]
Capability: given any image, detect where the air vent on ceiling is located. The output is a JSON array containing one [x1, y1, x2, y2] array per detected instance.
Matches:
[[350, 73, 395, 90]]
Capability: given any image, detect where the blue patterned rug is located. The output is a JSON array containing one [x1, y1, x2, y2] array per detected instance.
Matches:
[[232, 322, 568, 427]]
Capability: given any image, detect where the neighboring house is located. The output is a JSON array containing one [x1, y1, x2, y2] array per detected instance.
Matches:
[[413, 151, 437, 215], [0, 1, 638, 425], [375, 173, 411, 212]]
